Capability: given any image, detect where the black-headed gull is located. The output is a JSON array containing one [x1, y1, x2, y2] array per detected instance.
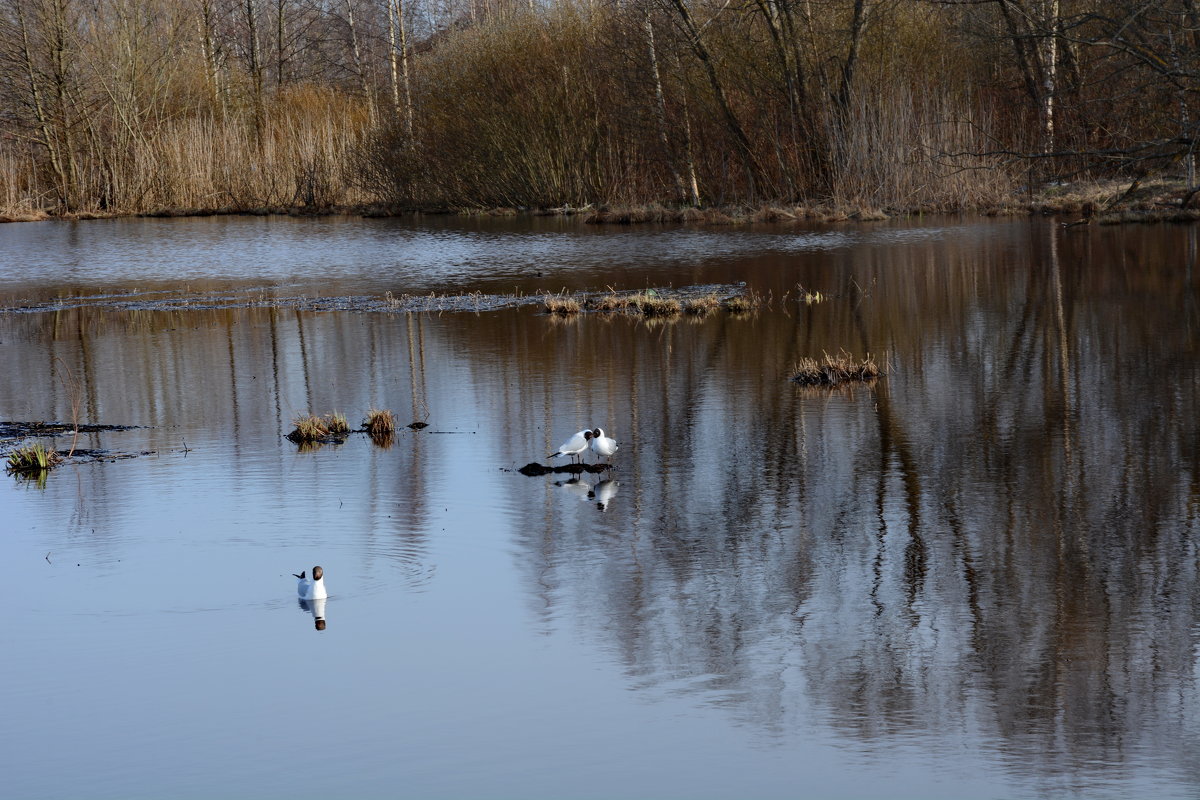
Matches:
[[549, 429, 593, 463], [590, 428, 618, 464], [293, 566, 328, 600]]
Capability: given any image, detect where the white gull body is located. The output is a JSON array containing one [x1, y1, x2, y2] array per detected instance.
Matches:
[[294, 566, 328, 600], [589, 428, 618, 463], [549, 429, 593, 463]]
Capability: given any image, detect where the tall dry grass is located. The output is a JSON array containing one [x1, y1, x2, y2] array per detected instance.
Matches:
[[0, 86, 372, 216], [824, 86, 1014, 210]]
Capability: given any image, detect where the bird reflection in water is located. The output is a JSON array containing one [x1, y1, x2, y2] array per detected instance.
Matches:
[[589, 479, 619, 512], [299, 597, 327, 631], [555, 477, 592, 499]]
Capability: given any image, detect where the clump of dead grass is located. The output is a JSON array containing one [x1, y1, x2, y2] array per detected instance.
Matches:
[[327, 411, 350, 435], [683, 294, 722, 315], [588, 293, 630, 312], [288, 414, 330, 442], [723, 292, 761, 313], [543, 293, 582, 315], [364, 408, 396, 438], [630, 293, 681, 316], [791, 351, 882, 386]]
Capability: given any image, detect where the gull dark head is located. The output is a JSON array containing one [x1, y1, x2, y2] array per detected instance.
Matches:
[[584, 430, 593, 441], [592, 428, 604, 438], [312, 566, 324, 581]]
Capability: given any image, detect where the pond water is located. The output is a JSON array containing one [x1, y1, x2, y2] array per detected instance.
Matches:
[[2, 214, 1199, 799]]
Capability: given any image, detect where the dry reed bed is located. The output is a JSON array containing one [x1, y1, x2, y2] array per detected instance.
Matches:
[[581, 204, 895, 225], [791, 352, 883, 386], [288, 408, 414, 446], [288, 412, 350, 443], [543, 289, 760, 317], [364, 409, 396, 438]]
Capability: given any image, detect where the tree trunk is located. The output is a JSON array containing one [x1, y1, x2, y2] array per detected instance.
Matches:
[[663, 0, 762, 199], [387, 0, 414, 138], [835, 0, 870, 112], [642, 7, 687, 204], [12, 0, 70, 206], [244, 0, 265, 141]]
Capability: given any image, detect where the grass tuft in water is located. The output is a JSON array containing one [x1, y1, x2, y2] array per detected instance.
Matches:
[[588, 293, 632, 312], [544, 293, 582, 315], [630, 292, 681, 316], [289, 413, 331, 442], [791, 351, 882, 386], [723, 292, 761, 313], [364, 408, 396, 438], [683, 294, 722, 315], [6, 442, 63, 474], [326, 411, 350, 435]]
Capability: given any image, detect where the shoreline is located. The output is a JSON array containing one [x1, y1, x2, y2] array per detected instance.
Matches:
[[3, 178, 1197, 227]]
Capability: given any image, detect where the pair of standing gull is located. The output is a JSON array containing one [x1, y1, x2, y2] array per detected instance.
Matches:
[[550, 427, 618, 464]]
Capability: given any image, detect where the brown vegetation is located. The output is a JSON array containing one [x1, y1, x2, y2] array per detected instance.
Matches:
[[364, 408, 397, 438], [723, 293, 761, 314], [683, 294, 721, 315], [543, 294, 583, 315], [1, 2, 1197, 218], [791, 352, 882, 386], [288, 414, 331, 443], [288, 412, 354, 443]]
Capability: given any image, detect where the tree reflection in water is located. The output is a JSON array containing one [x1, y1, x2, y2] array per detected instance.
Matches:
[[3, 219, 1199, 792]]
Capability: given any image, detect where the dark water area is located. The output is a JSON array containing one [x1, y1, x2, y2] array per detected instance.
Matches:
[[2, 214, 1199, 799]]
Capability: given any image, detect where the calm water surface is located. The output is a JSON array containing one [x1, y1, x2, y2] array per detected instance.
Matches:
[[2, 215, 1199, 799]]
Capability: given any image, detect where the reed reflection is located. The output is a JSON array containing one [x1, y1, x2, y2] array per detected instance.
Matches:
[[0, 306, 440, 586], [3, 217, 1199, 792]]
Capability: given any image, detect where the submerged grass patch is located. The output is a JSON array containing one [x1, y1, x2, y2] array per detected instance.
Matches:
[[791, 351, 883, 386]]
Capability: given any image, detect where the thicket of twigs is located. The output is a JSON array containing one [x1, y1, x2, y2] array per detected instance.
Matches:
[[1, 1, 1194, 218]]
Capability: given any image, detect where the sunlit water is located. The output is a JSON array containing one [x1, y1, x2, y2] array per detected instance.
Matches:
[[2, 214, 1199, 799]]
